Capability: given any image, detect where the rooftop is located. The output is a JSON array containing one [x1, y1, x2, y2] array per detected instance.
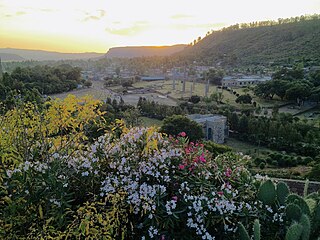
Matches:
[[188, 114, 227, 123]]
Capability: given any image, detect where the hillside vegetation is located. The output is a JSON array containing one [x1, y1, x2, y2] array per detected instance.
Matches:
[[178, 16, 320, 66], [0, 48, 104, 61], [105, 44, 186, 58]]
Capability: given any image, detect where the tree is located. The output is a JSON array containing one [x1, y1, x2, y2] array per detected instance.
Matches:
[[189, 95, 201, 104], [209, 92, 224, 104], [285, 82, 312, 103], [229, 112, 239, 130], [204, 69, 224, 85], [235, 94, 252, 104], [310, 70, 320, 87], [254, 80, 289, 100], [160, 115, 204, 142], [272, 67, 304, 81], [83, 80, 92, 88], [238, 115, 249, 134], [309, 86, 320, 103]]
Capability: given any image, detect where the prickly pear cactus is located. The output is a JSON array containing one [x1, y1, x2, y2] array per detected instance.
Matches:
[[300, 214, 311, 240], [287, 194, 310, 216], [286, 203, 302, 222], [253, 219, 261, 240], [285, 222, 303, 240], [276, 181, 290, 205], [305, 198, 317, 214], [258, 180, 276, 205], [238, 222, 250, 240], [313, 204, 320, 232]]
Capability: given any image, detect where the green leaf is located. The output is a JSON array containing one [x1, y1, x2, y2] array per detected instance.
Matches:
[[258, 180, 276, 205]]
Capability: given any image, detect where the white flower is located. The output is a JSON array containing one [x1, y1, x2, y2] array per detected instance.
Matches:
[[81, 171, 89, 176]]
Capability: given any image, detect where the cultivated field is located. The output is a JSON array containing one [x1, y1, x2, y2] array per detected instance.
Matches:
[[50, 80, 177, 106], [133, 80, 287, 108]]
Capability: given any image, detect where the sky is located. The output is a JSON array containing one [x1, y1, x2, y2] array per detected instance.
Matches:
[[0, 0, 320, 53]]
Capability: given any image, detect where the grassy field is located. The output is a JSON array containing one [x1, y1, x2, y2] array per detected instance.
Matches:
[[224, 137, 273, 157], [50, 80, 177, 106], [49, 80, 113, 100], [133, 80, 287, 109], [139, 117, 163, 127], [50, 79, 289, 110]]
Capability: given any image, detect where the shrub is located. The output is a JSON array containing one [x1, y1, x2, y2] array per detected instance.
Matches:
[[304, 157, 313, 164], [259, 162, 266, 169], [309, 164, 320, 181], [160, 115, 204, 142]]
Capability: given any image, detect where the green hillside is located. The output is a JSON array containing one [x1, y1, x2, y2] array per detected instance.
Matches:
[[178, 16, 320, 66]]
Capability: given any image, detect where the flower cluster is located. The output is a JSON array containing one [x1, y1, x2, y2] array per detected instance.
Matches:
[[1, 126, 263, 239]]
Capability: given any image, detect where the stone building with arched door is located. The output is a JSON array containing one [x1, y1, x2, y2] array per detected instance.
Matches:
[[187, 114, 228, 144]]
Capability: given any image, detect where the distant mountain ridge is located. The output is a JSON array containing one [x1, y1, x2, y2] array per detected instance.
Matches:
[[0, 48, 104, 61], [177, 17, 320, 66], [0, 53, 25, 61], [105, 44, 187, 58]]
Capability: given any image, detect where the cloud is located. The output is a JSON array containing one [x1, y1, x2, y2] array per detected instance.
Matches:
[[171, 14, 194, 19], [172, 22, 226, 30], [16, 11, 27, 16], [83, 10, 106, 22], [98, 10, 106, 17], [84, 16, 100, 21], [40, 8, 57, 13], [105, 22, 150, 36], [3, 11, 27, 18]]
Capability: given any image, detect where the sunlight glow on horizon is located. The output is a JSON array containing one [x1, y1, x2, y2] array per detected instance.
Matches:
[[0, 0, 319, 53]]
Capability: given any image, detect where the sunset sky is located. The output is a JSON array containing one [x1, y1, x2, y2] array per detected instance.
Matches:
[[0, 0, 319, 53]]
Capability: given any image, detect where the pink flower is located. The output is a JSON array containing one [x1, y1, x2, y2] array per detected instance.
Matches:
[[179, 132, 186, 137], [199, 154, 206, 163], [178, 164, 185, 170], [225, 168, 232, 178], [217, 191, 224, 196], [172, 196, 178, 201]]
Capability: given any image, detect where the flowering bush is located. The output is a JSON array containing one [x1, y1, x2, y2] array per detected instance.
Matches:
[[1, 100, 320, 239], [1, 124, 261, 239]]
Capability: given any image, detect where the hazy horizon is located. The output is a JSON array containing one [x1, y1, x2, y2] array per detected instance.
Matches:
[[1, 0, 319, 53]]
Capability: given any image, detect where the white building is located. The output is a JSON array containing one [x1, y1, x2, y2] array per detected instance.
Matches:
[[222, 75, 271, 87], [188, 114, 228, 144]]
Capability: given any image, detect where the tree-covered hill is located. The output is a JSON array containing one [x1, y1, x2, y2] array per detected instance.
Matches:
[[178, 15, 320, 66], [105, 44, 187, 58]]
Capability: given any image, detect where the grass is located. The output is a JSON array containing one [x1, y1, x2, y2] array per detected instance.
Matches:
[[251, 166, 312, 180], [133, 80, 288, 109], [224, 137, 273, 157], [50, 80, 112, 100], [139, 117, 163, 127], [225, 138, 312, 179]]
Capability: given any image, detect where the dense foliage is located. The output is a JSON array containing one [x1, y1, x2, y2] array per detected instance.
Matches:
[[160, 115, 204, 142], [178, 15, 320, 66], [138, 97, 184, 120], [0, 64, 82, 99], [255, 67, 320, 103], [1, 97, 320, 239], [227, 112, 320, 158]]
